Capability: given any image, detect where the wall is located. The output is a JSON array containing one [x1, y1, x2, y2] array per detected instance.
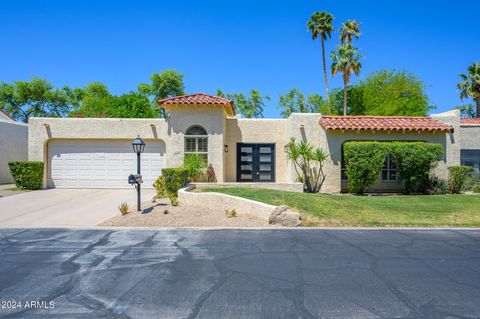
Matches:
[[459, 125, 480, 150], [0, 121, 28, 183], [224, 118, 288, 182]]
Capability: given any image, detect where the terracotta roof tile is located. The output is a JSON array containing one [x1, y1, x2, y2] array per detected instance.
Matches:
[[460, 118, 480, 125], [319, 116, 453, 133], [158, 93, 235, 115]]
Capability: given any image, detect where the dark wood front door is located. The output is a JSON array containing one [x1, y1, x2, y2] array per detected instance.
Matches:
[[236, 143, 275, 182]]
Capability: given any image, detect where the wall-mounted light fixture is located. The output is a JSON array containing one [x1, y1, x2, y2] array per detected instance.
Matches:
[[224, 144, 229, 153], [284, 144, 289, 153]]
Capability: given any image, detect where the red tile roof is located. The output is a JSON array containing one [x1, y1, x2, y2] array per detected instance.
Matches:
[[0, 109, 16, 121], [158, 93, 235, 115], [460, 118, 480, 125], [319, 116, 454, 133]]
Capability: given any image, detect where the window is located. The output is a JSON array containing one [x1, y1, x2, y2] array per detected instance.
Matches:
[[461, 150, 480, 172], [382, 154, 397, 182], [185, 125, 208, 163]]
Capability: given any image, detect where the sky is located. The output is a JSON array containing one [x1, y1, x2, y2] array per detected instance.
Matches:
[[0, 0, 479, 118]]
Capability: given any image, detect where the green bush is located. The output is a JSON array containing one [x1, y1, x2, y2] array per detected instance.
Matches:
[[465, 172, 480, 191], [152, 176, 167, 198], [423, 175, 448, 195], [184, 154, 206, 181], [473, 185, 480, 193], [390, 142, 443, 194], [343, 142, 389, 194], [161, 168, 189, 205], [8, 161, 44, 190], [448, 166, 473, 194]]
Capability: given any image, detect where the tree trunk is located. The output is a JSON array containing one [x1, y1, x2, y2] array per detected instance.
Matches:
[[476, 97, 480, 118], [321, 38, 330, 112], [343, 76, 348, 116]]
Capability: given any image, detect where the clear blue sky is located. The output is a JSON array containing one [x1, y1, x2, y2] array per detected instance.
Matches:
[[1, 0, 478, 118]]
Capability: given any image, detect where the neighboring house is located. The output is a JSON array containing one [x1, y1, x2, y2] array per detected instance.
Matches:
[[0, 110, 28, 183], [28, 93, 480, 192]]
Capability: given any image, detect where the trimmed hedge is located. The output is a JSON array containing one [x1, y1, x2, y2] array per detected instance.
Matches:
[[343, 141, 443, 194], [161, 168, 189, 205], [8, 161, 44, 190], [390, 142, 443, 194], [343, 142, 389, 194], [448, 166, 473, 194]]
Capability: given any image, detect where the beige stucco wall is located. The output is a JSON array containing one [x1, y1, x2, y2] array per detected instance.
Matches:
[[0, 120, 28, 183], [224, 118, 287, 182], [459, 125, 480, 150]]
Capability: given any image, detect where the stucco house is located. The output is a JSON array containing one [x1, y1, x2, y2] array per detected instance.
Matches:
[[27, 93, 480, 192], [0, 110, 28, 183]]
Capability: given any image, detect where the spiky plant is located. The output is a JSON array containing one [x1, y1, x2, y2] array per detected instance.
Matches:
[[339, 20, 361, 44], [457, 62, 480, 118]]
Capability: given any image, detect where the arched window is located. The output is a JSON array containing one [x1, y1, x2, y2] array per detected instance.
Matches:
[[185, 125, 208, 163]]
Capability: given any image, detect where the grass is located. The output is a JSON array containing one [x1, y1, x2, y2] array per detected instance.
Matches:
[[200, 187, 480, 227]]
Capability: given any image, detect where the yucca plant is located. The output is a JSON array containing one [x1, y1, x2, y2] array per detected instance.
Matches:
[[118, 202, 129, 215], [287, 138, 328, 193]]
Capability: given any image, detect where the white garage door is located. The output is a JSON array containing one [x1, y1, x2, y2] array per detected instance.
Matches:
[[48, 140, 166, 188]]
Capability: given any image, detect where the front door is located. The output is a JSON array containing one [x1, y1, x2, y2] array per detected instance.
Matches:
[[236, 143, 275, 182]]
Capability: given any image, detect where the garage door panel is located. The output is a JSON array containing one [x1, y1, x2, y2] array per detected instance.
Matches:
[[48, 140, 165, 189]]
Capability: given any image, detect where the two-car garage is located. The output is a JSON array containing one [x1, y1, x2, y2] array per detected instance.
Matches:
[[48, 140, 166, 188]]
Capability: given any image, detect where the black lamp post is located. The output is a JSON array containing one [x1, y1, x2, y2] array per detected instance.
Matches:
[[132, 135, 145, 211]]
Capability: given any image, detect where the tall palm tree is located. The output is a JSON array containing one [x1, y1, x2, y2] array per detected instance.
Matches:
[[330, 43, 363, 116], [457, 62, 480, 118], [307, 11, 334, 104], [339, 20, 361, 44]]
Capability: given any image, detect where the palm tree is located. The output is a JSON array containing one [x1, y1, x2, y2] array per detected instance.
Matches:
[[339, 20, 361, 44], [307, 11, 334, 104], [330, 43, 363, 116], [457, 62, 480, 118]]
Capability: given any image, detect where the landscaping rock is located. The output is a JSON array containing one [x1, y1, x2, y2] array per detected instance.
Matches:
[[269, 205, 301, 227]]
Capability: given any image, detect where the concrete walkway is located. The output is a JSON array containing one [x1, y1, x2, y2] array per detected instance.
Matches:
[[0, 188, 155, 227]]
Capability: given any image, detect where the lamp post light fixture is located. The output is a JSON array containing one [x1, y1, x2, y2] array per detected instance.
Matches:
[[132, 135, 145, 211]]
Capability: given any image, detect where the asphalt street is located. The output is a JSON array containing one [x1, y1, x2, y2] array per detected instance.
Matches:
[[0, 228, 479, 318]]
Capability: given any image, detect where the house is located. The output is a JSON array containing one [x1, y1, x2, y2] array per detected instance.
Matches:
[[0, 110, 28, 183], [27, 93, 480, 192]]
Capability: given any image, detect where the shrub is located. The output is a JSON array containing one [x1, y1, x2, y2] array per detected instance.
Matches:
[[390, 142, 443, 194], [225, 209, 238, 218], [153, 176, 167, 198], [448, 166, 473, 194], [184, 154, 206, 181], [465, 172, 480, 191], [207, 164, 216, 182], [118, 202, 129, 215], [473, 185, 480, 193], [423, 175, 448, 195], [8, 161, 44, 190], [161, 168, 188, 205], [343, 142, 389, 194], [287, 138, 328, 193]]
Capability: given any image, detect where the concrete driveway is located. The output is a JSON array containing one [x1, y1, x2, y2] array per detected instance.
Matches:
[[0, 228, 479, 318], [0, 188, 155, 227]]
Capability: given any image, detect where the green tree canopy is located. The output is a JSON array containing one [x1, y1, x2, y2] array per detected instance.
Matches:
[[278, 88, 328, 118], [359, 69, 433, 116], [216, 89, 269, 118], [69, 83, 156, 118], [457, 62, 480, 118], [0, 78, 72, 122], [138, 70, 185, 118]]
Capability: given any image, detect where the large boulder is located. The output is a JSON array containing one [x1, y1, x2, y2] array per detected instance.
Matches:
[[269, 205, 301, 227]]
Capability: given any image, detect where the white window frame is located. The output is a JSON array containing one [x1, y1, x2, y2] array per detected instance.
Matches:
[[185, 126, 208, 163]]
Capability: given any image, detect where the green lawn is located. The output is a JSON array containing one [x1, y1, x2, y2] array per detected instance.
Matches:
[[200, 187, 480, 227]]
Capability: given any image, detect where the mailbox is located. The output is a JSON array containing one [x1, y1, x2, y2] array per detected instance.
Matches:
[[128, 174, 143, 185]]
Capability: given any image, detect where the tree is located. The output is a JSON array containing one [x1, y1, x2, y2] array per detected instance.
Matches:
[[360, 70, 433, 116], [278, 88, 328, 118], [339, 20, 361, 44], [457, 62, 480, 118], [68, 83, 157, 118], [138, 70, 185, 118], [216, 89, 269, 118], [0, 78, 72, 122], [457, 104, 477, 118], [329, 86, 365, 115], [330, 43, 363, 116], [307, 11, 334, 105]]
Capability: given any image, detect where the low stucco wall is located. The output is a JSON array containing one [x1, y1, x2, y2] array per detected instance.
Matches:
[[178, 185, 276, 221], [194, 182, 304, 192], [0, 121, 28, 183]]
